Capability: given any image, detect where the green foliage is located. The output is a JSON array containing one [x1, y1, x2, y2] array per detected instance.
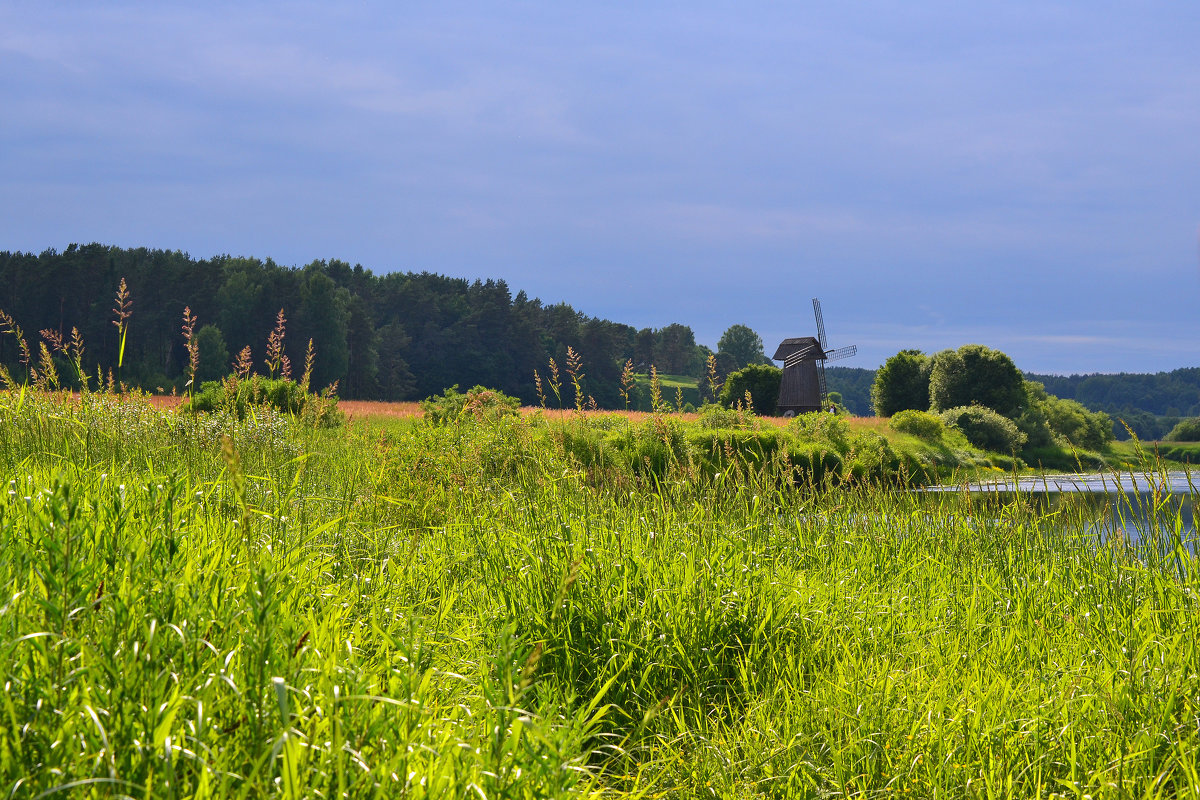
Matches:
[[871, 349, 930, 417], [1149, 442, 1200, 463], [825, 366, 876, 416], [1041, 394, 1114, 450], [716, 324, 769, 371], [689, 428, 786, 471], [719, 364, 781, 416], [940, 405, 1027, 452], [0, 245, 717, 405], [193, 323, 229, 384], [420, 384, 521, 425], [785, 441, 844, 486], [929, 345, 1025, 417], [1107, 409, 1183, 442], [1023, 380, 1115, 450], [696, 402, 759, 430], [186, 375, 344, 427], [626, 416, 691, 477], [1015, 402, 1056, 449], [297, 266, 351, 390], [4, 392, 1200, 796], [1164, 417, 1200, 442], [1031, 367, 1200, 419], [789, 411, 852, 451], [889, 409, 945, 441], [844, 429, 900, 482], [630, 372, 700, 412]]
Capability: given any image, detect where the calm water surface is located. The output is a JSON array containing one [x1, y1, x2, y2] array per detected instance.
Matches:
[[918, 470, 1199, 547]]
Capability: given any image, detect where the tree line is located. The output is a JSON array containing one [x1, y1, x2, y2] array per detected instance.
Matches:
[[868, 345, 1116, 453], [0, 244, 767, 406], [824, 360, 1200, 441]]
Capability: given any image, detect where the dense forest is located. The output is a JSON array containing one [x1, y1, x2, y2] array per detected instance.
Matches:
[[2, 244, 1195, 431], [1025, 369, 1200, 440], [0, 244, 716, 407]]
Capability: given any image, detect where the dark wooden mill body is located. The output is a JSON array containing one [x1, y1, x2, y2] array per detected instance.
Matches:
[[773, 337, 826, 415], [773, 299, 856, 417]]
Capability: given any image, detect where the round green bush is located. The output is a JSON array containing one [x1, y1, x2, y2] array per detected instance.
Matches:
[[420, 384, 520, 425], [939, 405, 1027, 453], [786, 442, 843, 487], [888, 409, 944, 441], [788, 412, 851, 451], [718, 364, 781, 416], [845, 430, 900, 482], [1164, 417, 1200, 442], [185, 375, 343, 428], [697, 403, 758, 430]]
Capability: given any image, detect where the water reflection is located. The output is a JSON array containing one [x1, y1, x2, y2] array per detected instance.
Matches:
[[918, 470, 1198, 550], [923, 470, 1198, 497]]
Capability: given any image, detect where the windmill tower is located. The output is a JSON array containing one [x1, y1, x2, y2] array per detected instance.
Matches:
[[772, 298, 857, 416]]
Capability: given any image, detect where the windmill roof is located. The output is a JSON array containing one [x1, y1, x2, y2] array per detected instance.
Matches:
[[772, 336, 824, 361]]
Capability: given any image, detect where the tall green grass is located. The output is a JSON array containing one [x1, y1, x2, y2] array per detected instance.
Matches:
[[2, 392, 1199, 797]]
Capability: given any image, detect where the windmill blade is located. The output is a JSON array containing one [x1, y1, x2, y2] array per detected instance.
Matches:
[[824, 344, 857, 362], [784, 345, 820, 368], [812, 298, 828, 350], [816, 359, 828, 406]]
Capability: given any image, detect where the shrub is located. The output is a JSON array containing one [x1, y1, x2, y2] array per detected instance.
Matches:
[[1022, 381, 1114, 450], [627, 416, 691, 478], [584, 413, 632, 433], [719, 364, 781, 416], [421, 385, 520, 425], [888, 409, 944, 441], [1015, 403, 1055, 450], [939, 405, 1027, 453], [557, 425, 614, 470], [789, 412, 851, 451], [185, 375, 343, 428], [1165, 417, 1200, 442], [845, 430, 900, 482], [688, 429, 787, 473], [697, 402, 759, 430], [786, 441, 844, 487], [1041, 395, 1114, 450]]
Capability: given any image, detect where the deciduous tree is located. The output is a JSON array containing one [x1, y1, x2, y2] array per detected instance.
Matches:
[[716, 324, 769, 371], [871, 349, 930, 417], [719, 364, 782, 415], [928, 345, 1024, 418]]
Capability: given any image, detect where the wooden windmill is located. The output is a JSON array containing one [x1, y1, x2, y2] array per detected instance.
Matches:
[[772, 298, 857, 416]]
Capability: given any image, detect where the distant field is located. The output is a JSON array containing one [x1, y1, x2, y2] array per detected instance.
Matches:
[[337, 399, 891, 432], [161, 396, 1200, 457], [338, 399, 424, 420]]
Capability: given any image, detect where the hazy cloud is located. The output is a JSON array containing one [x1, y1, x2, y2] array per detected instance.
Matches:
[[2, 1, 1198, 373]]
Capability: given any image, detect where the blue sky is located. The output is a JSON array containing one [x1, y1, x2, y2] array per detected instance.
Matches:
[[2, 2, 1198, 374]]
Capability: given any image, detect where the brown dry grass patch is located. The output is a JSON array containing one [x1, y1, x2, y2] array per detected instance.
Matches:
[[339, 400, 424, 421]]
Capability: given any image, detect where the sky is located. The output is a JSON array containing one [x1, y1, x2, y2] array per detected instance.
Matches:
[[2, 1, 1198, 375]]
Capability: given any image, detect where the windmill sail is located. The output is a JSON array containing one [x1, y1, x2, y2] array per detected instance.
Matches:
[[812, 298, 827, 350], [783, 344, 821, 369], [824, 345, 857, 362]]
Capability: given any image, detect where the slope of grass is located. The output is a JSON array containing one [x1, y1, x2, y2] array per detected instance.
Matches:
[[2, 390, 1199, 797]]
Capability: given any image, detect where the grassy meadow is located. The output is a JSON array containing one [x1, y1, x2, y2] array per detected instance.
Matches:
[[2, 389, 1200, 798]]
